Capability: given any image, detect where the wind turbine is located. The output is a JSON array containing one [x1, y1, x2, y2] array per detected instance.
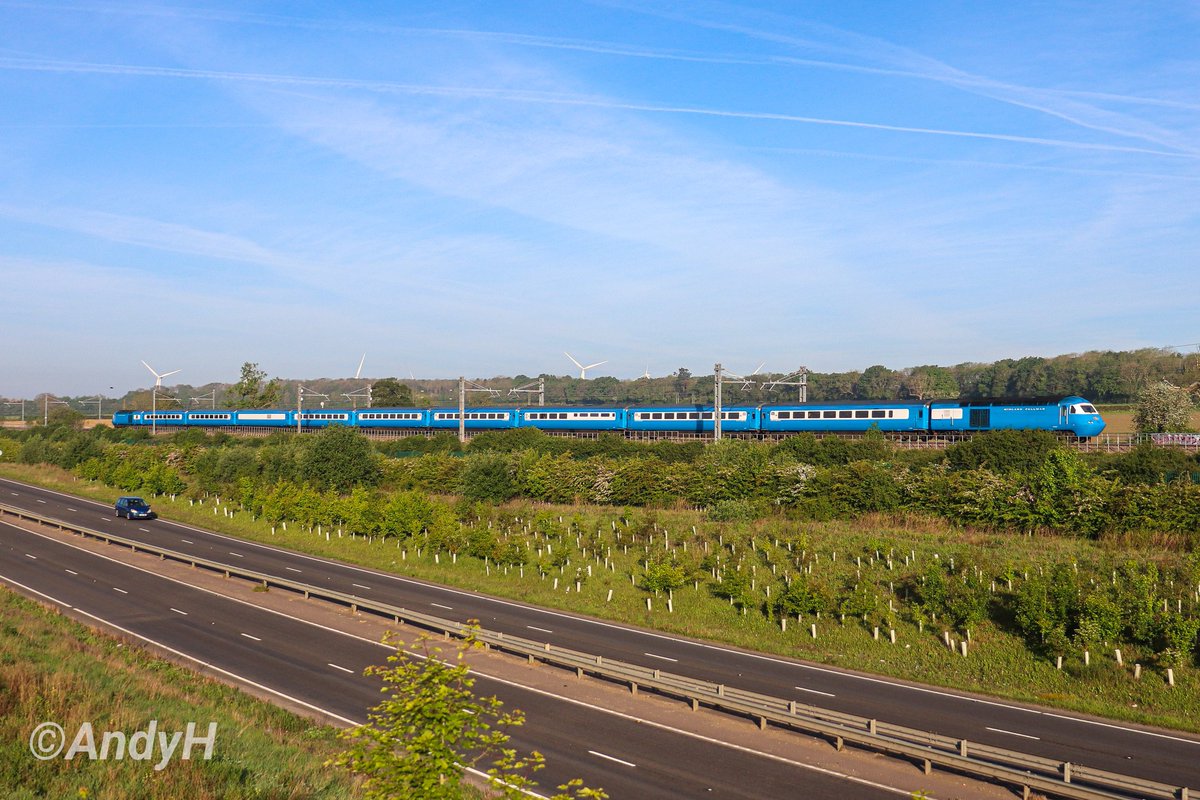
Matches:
[[141, 360, 180, 436], [565, 352, 607, 379], [141, 360, 180, 389], [345, 354, 371, 409], [640, 366, 652, 380]]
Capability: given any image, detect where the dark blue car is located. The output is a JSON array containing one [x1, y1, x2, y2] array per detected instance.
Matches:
[[115, 496, 154, 520]]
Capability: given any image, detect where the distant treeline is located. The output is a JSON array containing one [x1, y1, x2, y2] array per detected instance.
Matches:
[[15, 347, 1200, 414]]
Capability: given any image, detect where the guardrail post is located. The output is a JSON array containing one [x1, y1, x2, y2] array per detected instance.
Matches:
[[1179, 785, 1188, 800], [788, 700, 797, 714], [834, 735, 843, 752], [758, 716, 766, 730], [717, 684, 725, 697], [958, 739, 968, 758], [691, 698, 699, 711], [1062, 762, 1072, 783], [576, 667, 583, 679], [630, 681, 638, 696], [867, 719, 876, 735]]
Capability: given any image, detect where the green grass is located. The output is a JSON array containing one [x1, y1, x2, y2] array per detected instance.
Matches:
[[0, 586, 358, 800], [3, 462, 1198, 735]]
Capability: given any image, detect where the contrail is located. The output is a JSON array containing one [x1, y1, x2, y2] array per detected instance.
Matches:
[[1, 56, 1192, 160]]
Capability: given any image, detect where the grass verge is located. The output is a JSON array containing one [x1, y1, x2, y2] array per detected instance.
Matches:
[[0, 585, 357, 799], [2, 462, 1198, 735]]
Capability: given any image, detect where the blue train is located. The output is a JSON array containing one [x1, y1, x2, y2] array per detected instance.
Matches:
[[112, 396, 1106, 438]]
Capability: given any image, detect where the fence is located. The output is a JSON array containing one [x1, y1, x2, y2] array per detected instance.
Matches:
[[1, 502, 1193, 800]]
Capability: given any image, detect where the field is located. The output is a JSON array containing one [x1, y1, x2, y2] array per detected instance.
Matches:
[[0, 587, 358, 799], [3, 462, 1198, 735], [1096, 405, 1200, 434]]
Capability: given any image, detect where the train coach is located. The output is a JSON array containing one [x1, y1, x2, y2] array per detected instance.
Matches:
[[112, 395, 1106, 438]]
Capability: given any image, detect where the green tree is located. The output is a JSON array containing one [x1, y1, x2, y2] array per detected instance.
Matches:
[[1134, 380, 1195, 433], [330, 627, 606, 800], [300, 425, 381, 492], [372, 378, 415, 407], [228, 362, 283, 409]]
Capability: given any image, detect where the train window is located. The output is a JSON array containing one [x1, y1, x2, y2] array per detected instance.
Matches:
[[838, 410, 852, 419], [1081, 404, 1097, 413], [871, 410, 886, 418], [821, 410, 834, 419], [778, 411, 791, 420], [855, 410, 869, 419], [651, 413, 663, 420]]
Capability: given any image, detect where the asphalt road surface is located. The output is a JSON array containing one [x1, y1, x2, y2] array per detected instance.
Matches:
[[3, 476, 1198, 790]]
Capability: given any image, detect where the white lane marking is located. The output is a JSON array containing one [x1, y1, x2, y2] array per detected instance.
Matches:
[[795, 686, 836, 698], [476, 670, 915, 797], [101, 517, 111, 521], [352, 583, 371, 590], [644, 652, 678, 663], [527, 625, 554, 634], [138, 527, 149, 532], [0, 573, 75, 609], [10, 479, 1199, 750], [67, 608, 360, 727], [64, 568, 78, 575], [431, 602, 453, 610], [227, 551, 244, 558], [285, 567, 302, 573], [24, 553, 37, 559], [67, 507, 77, 512], [0, 524, 952, 799], [112, 587, 128, 594], [8, 492, 17, 496], [170, 607, 188, 615], [1041, 711, 1200, 744], [588, 750, 636, 768], [180, 539, 193, 544], [36, 499, 46, 504], [986, 727, 1040, 740], [240, 633, 262, 641], [328, 663, 354, 674]]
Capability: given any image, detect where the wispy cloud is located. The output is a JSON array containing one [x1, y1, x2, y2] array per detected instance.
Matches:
[[2, 56, 1191, 160]]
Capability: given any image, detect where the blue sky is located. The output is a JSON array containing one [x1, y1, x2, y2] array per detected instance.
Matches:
[[2, 1, 1198, 397]]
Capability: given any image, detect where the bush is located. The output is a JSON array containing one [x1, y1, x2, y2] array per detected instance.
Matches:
[[946, 430, 1062, 474], [459, 452, 517, 503]]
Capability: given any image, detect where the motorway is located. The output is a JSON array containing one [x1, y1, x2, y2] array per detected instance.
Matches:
[[0, 515, 923, 800], [2, 476, 1199, 790]]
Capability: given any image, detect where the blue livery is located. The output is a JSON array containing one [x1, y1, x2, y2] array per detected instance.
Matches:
[[112, 395, 1107, 438]]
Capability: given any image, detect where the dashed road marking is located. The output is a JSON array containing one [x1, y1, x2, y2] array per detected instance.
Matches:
[[112, 587, 128, 594], [588, 750, 636, 768], [644, 652, 678, 663], [170, 608, 188, 615], [64, 569, 78, 575], [328, 663, 354, 674], [431, 602, 453, 610], [986, 727, 1041, 740], [527, 625, 554, 634], [240, 633, 262, 641], [795, 686, 836, 698]]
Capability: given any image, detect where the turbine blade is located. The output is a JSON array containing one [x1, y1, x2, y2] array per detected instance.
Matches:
[[585, 360, 607, 370], [355, 353, 366, 379], [161, 369, 181, 378], [564, 352, 584, 369], [140, 360, 159, 377]]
